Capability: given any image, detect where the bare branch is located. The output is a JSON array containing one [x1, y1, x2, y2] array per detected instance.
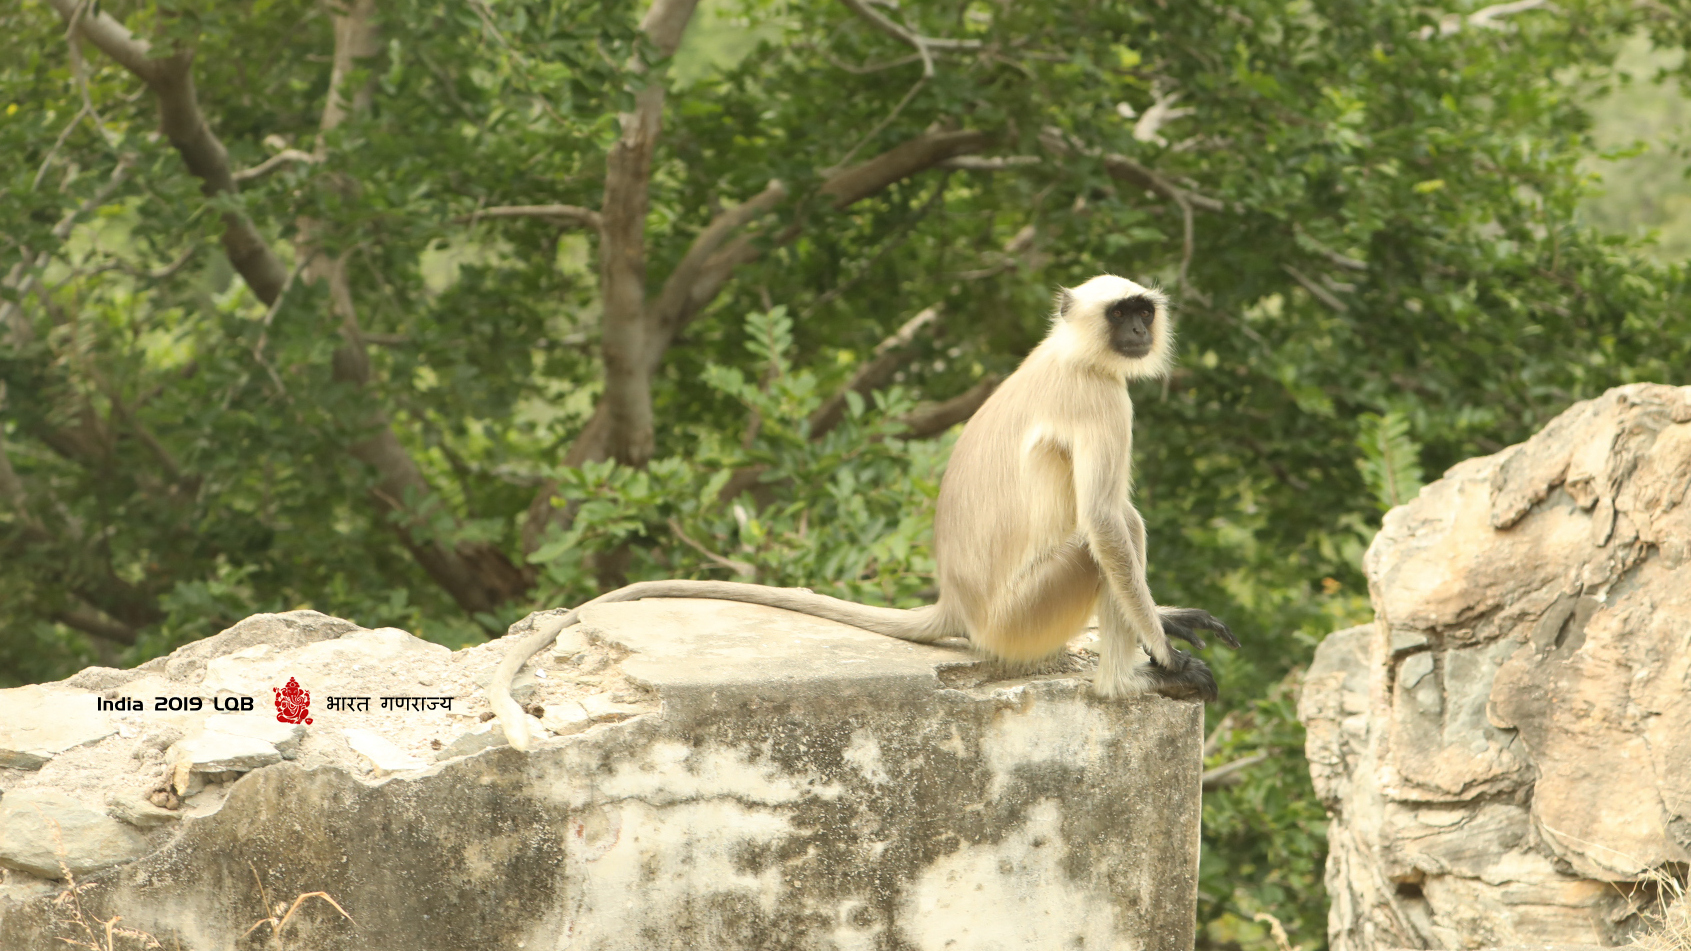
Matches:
[[43, 0, 162, 80], [284, 0, 532, 617], [50, 604, 140, 646], [31, 102, 92, 191], [899, 377, 1000, 438], [1203, 710, 1239, 759], [821, 129, 990, 208], [818, 49, 924, 74], [1420, 0, 1553, 38], [319, 0, 381, 141], [599, 84, 666, 469], [0, 431, 48, 541], [828, 74, 930, 173], [595, 1, 702, 470], [2, 157, 134, 341], [640, 0, 702, 55], [458, 204, 604, 230], [1202, 750, 1272, 790], [1100, 153, 1226, 213], [143, 245, 198, 281], [647, 180, 788, 355], [1283, 264, 1349, 313], [534, 129, 996, 550], [950, 222, 1038, 280], [231, 149, 319, 184], [46, 0, 291, 305], [1295, 228, 1368, 272], [251, 259, 307, 392], [835, 0, 982, 55], [668, 517, 756, 577], [86, 365, 185, 484], [810, 305, 942, 439], [940, 155, 1042, 171], [1131, 83, 1195, 148], [1469, 0, 1552, 27]]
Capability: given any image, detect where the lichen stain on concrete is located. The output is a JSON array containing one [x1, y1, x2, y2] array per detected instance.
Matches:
[[981, 691, 1116, 800], [555, 799, 792, 948], [903, 799, 1119, 951], [593, 738, 843, 806], [842, 729, 892, 786]]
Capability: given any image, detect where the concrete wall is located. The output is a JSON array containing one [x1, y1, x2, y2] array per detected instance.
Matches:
[[0, 598, 1204, 950]]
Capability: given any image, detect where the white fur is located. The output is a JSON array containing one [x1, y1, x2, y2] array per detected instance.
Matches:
[[1046, 274, 1174, 381]]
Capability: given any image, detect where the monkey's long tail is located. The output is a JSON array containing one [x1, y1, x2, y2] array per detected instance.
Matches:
[[489, 581, 960, 751]]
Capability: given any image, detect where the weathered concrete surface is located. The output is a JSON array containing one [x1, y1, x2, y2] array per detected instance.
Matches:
[[1302, 384, 1691, 951], [0, 599, 1203, 950]]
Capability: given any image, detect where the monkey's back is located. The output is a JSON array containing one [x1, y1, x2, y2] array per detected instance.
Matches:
[[933, 345, 1133, 655]]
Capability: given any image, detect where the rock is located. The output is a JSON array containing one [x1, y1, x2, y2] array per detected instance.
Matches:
[[342, 728, 427, 776], [105, 795, 182, 830], [201, 714, 304, 758], [0, 599, 1203, 950], [62, 667, 140, 691], [1303, 383, 1691, 950], [0, 790, 149, 878], [166, 732, 282, 794], [0, 686, 115, 769], [434, 721, 506, 760], [538, 702, 593, 737]]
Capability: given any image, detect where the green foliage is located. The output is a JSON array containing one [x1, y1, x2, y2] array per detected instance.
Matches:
[[5, 0, 1691, 945], [1580, 35, 1691, 261], [531, 307, 946, 611], [1200, 674, 1332, 948], [1356, 412, 1425, 511]]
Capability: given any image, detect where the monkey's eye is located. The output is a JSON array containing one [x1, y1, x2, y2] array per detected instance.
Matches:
[[1109, 296, 1156, 323]]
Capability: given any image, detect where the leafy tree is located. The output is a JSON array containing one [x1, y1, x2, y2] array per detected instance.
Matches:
[[4, 0, 1689, 945]]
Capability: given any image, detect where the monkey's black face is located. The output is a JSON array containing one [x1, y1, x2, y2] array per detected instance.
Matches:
[[1104, 295, 1158, 359]]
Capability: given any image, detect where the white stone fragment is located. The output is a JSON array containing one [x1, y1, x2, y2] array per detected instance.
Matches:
[[547, 624, 592, 657], [539, 703, 593, 737], [0, 686, 115, 769], [343, 728, 426, 775], [167, 731, 283, 773], [105, 795, 183, 829], [202, 714, 306, 758], [0, 789, 149, 878], [580, 694, 644, 722]]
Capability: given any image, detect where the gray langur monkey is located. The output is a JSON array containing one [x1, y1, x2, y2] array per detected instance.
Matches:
[[491, 274, 1237, 750]]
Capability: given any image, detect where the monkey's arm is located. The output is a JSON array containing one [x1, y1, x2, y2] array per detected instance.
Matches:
[[1120, 506, 1240, 651], [1070, 434, 1178, 667]]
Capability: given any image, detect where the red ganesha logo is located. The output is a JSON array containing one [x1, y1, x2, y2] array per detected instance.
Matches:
[[273, 677, 313, 725]]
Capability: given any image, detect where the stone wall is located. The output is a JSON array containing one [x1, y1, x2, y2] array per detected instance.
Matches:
[[1301, 383, 1691, 949], [0, 598, 1204, 950]]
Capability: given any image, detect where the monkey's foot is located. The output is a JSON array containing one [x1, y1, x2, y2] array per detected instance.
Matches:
[[1091, 649, 1220, 703], [1143, 649, 1219, 703], [1158, 608, 1239, 651]]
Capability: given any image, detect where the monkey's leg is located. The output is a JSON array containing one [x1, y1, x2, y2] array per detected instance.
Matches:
[[972, 539, 1101, 662], [1118, 505, 1240, 654], [1096, 590, 1219, 702]]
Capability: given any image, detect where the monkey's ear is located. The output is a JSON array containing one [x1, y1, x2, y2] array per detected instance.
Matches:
[[1055, 288, 1074, 317]]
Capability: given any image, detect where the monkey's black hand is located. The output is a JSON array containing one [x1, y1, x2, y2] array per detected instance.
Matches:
[[1145, 648, 1219, 703], [1160, 608, 1239, 651]]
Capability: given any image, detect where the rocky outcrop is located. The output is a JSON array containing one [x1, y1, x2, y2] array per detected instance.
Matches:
[[0, 600, 1204, 950], [1302, 383, 1691, 949]]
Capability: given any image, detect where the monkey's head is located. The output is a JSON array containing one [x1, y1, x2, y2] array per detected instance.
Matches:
[[1050, 275, 1173, 380]]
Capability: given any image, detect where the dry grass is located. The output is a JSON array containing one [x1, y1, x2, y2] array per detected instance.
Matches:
[[1633, 867, 1690, 951], [38, 811, 353, 950]]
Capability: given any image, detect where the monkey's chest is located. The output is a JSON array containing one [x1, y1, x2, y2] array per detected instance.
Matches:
[[1015, 437, 1084, 544]]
